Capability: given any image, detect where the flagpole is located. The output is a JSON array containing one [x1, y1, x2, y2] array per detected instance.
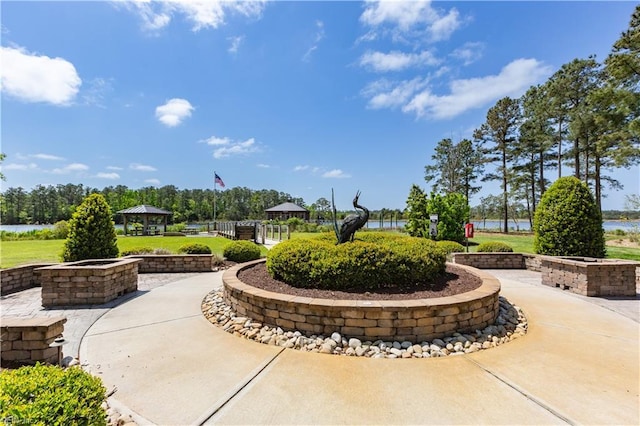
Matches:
[[213, 171, 217, 226]]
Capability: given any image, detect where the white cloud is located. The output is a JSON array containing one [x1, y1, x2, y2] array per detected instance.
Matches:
[[155, 98, 194, 127], [32, 153, 65, 161], [121, 0, 268, 32], [293, 165, 310, 172], [451, 42, 484, 66], [0, 46, 81, 106], [96, 172, 120, 179], [82, 77, 114, 107], [130, 163, 157, 172], [3, 163, 38, 171], [257, 163, 271, 168], [202, 136, 231, 146], [228, 35, 244, 54], [363, 58, 552, 119], [362, 76, 431, 110], [213, 137, 259, 159], [359, 50, 440, 72], [322, 169, 351, 179], [403, 58, 553, 119], [52, 163, 89, 174], [107, 166, 123, 170], [302, 20, 325, 62], [359, 0, 462, 43], [144, 178, 161, 186]]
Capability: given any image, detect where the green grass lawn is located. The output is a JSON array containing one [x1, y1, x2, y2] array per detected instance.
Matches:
[[0, 236, 268, 269], [289, 230, 640, 261], [2, 231, 638, 269]]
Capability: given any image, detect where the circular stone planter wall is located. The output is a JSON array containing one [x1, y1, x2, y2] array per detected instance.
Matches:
[[222, 259, 501, 342]]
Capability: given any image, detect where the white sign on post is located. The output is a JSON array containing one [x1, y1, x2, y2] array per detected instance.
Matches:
[[429, 214, 438, 238]]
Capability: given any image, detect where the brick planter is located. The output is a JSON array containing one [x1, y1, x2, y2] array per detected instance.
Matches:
[[223, 260, 501, 342], [37, 258, 141, 307], [540, 256, 637, 297], [0, 263, 56, 295]]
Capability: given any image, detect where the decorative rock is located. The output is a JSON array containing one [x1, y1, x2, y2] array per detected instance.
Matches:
[[201, 292, 529, 360]]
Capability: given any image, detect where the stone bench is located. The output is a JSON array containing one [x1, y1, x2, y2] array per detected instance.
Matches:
[[1, 316, 67, 366]]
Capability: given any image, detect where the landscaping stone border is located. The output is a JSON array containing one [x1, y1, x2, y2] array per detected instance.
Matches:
[[1, 316, 66, 366], [222, 259, 501, 343], [452, 252, 639, 296], [124, 254, 216, 273], [0, 263, 55, 295]]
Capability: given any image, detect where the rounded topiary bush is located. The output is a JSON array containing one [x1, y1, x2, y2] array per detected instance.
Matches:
[[178, 243, 212, 254], [476, 242, 514, 252], [534, 176, 606, 258], [223, 241, 261, 262], [0, 363, 107, 425], [62, 194, 118, 262], [437, 240, 466, 254], [266, 233, 446, 291]]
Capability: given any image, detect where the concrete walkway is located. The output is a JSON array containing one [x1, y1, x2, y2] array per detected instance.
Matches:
[[75, 269, 639, 425]]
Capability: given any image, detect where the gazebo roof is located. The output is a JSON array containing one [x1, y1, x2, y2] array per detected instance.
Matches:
[[117, 205, 172, 215], [265, 202, 308, 212]]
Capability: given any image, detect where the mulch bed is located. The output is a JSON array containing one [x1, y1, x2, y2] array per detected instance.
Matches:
[[237, 262, 482, 301]]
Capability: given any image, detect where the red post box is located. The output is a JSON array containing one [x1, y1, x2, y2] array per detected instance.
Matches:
[[464, 223, 474, 238]]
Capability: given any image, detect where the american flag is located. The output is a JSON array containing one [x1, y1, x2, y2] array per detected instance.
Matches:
[[214, 172, 225, 188]]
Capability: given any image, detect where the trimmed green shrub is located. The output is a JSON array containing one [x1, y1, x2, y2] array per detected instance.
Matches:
[[223, 241, 261, 262], [163, 232, 186, 237], [61, 194, 118, 262], [120, 246, 155, 256], [534, 176, 606, 258], [177, 243, 212, 254], [52, 220, 69, 239], [437, 240, 466, 254], [0, 363, 107, 426], [477, 242, 514, 252], [267, 232, 446, 291]]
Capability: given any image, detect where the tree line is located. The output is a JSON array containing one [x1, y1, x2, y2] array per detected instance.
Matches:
[[0, 184, 406, 225], [422, 6, 639, 232]]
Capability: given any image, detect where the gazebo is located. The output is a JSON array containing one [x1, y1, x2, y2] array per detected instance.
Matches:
[[265, 202, 310, 221], [117, 205, 172, 236]]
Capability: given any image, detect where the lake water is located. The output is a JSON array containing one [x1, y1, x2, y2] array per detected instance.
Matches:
[[2, 220, 638, 233]]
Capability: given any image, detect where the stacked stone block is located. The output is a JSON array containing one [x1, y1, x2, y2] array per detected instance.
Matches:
[[223, 260, 501, 343], [37, 259, 140, 307], [540, 256, 637, 297], [452, 253, 525, 269], [0, 263, 55, 295], [1, 316, 66, 366], [127, 255, 214, 273]]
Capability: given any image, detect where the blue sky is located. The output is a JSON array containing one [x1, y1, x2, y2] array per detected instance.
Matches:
[[1, 0, 638, 211]]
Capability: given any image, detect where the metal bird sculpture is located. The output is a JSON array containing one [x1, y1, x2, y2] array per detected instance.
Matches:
[[332, 189, 370, 244]]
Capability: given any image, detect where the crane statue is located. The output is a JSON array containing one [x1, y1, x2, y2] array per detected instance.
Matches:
[[332, 189, 370, 244]]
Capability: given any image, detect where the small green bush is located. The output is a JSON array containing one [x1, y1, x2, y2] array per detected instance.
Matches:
[[0, 363, 107, 426], [437, 240, 466, 254], [223, 241, 261, 262], [533, 176, 606, 258], [477, 242, 514, 252], [52, 220, 69, 239], [120, 246, 155, 256], [267, 232, 446, 291], [61, 194, 118, 262], [177, 243, 212, 254]]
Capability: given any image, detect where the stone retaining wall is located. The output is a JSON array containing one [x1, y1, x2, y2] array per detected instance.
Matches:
[[125, 254, 215, 273], [540, 256, 637, 297], [37, 259, 141, 307], [0, 263, 55, 296], [451, 253, 525, 269], [1, 316, 66, 366], [223, 260, 501, 343]]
